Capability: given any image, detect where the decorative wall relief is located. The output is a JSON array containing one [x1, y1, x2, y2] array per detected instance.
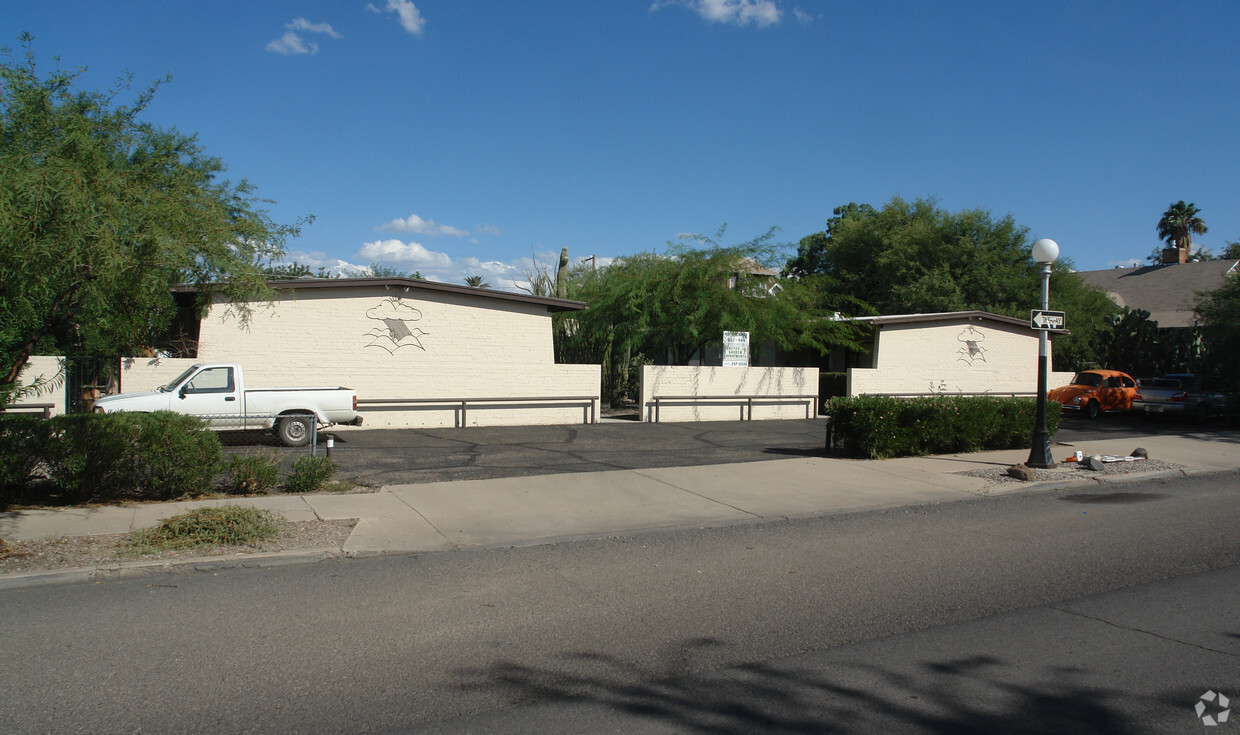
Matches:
[[955, 325, 987, 365], [365, 297, 428, 354]]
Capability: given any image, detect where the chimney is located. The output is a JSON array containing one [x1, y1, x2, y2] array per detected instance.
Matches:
[[1161, 247, 1186, 265]]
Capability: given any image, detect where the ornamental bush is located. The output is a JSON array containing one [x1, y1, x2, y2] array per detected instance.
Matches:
[[825, 395, 1060, 459], [0, 414, 52, 508], [226, 453, 282, 495], [284, 456, 338, 495], [40, 411, 222, 502]]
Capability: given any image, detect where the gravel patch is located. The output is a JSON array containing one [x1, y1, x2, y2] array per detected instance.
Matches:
[[956, 457, 1186, 485], [0, 518, 356, 576]]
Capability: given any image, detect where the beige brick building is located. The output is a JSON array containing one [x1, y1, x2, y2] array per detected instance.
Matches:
[[120, 278, 601, 429], [845, 312, 1074, 397]]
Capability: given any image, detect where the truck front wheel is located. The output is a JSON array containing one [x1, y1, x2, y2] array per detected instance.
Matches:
[[276, 415, 313, 447]]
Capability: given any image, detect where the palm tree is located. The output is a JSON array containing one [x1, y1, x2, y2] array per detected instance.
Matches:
[[463, 275, 490, 288], [1156, 201, 1208, 263]]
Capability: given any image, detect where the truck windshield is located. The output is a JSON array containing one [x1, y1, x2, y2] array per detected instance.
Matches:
[[161, 367, 200, 392]]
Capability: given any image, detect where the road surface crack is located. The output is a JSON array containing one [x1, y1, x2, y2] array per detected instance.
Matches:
[[1048, 605, 1238, 658]]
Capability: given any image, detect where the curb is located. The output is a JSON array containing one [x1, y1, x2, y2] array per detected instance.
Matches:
[[0, 548, 343, 592], [2, 468, 1234, 592]]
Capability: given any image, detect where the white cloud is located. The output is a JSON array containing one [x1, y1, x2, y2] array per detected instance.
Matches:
[[288, 18, 342, 38], [476, 223, 501, 236], [367, 0, 427, 36], [379, 213, 468, 237], [792, 7, 812, 24], [651, 0, 783, 27], [267, 17, 342, 55], [357, 239, 453, 267], [279, 245, 603, 294], [266, 31, 318, 55]]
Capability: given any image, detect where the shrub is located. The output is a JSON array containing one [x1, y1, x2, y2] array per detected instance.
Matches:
[[0, 415, 52, 507], [226, 453, 282, 495], [825, 395, 1061, 459], [132, 412, 225, 501], [42, 412, 222, 503], [284, 456, 338, 494], [126, 505, 283, 554]]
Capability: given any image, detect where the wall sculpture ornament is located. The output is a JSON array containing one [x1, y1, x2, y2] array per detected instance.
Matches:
[[365, 297, 428, 354], [956, 325, 987, 365]]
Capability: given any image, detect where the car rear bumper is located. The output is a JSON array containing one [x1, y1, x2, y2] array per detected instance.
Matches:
[[1133, 402, 1186, 415]]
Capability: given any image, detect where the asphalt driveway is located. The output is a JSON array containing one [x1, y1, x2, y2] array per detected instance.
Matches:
[[317, 412, 1234, 486], [312, 418, 830, 487]]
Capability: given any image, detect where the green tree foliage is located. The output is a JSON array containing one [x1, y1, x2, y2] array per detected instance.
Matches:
[[783, 197, 1118, 371], [1194, 273, 1240, 389], [0, 36, 306, 395], [1156, 200, 1207, 261], [1097, 308, 1198, 378], [573, 228, 869, 369], [463, 275, 490, 288], [262, 261, 336, 279], [366, 263, 422, 279], [1220, 241, 1240, 260]]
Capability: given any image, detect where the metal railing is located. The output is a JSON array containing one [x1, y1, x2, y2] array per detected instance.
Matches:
[[357, 396, 598, 427], [0, 403, 56, 419], [647, 394, 818, 423]]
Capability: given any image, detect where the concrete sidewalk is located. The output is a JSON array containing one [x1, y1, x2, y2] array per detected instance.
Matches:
[[2, 434, 1237, 588]]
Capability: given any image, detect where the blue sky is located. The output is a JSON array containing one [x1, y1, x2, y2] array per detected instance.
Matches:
[[7, 1, 1239, 289]]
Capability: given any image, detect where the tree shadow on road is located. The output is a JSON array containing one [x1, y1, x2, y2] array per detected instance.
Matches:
[[450, 642, 1156, 734]]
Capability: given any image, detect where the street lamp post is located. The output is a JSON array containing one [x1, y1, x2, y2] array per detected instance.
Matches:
[[1027, 238, 1059, 469]]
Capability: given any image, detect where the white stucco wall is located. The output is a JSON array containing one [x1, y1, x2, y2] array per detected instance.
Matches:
[[7, 355, 68, 416], [640, 365, 818, 422], [847, 319, 1075, 397]]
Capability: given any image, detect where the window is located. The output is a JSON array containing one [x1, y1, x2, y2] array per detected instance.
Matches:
[[186, 367, 234, 393]]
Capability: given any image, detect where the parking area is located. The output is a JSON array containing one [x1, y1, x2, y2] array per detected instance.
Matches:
[[268, 414, 1237, 488], [311, 419, 829, 487]]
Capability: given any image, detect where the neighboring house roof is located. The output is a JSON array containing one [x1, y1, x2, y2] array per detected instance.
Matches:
[[174, 277, 589, 313], [849, 310, 1064, 333], [1075, 260, 1238, 328]]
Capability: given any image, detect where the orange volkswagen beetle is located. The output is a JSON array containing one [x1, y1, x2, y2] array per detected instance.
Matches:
[[1049, 369, 1138, 419]]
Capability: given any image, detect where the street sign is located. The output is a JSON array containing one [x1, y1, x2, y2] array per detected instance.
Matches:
[[1031, 309, 1066, 330]]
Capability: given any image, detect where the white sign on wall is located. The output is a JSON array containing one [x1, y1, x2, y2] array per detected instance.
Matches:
[[723, 331, 750, 367]]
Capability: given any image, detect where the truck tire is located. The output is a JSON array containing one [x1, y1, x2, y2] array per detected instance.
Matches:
[[276, 415, 313, 447]]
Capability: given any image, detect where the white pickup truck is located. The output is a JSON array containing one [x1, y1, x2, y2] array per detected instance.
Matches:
[[93, 363, 363, 446]]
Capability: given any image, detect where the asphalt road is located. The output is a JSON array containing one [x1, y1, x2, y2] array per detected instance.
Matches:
[[309, 413, 1236, 487], [1, 471, 1238, 733]]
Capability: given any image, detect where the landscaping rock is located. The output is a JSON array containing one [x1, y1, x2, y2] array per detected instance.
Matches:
[[1006, 463, 1037, 481]]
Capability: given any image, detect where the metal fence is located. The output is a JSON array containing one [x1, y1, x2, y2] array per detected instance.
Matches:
[[63, 355, 120, 415], [197, 413, 327, 458]]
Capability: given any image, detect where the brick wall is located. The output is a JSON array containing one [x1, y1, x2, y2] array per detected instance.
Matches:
[[117, 285, 601, 429], [640, 365, 818, 422], [847, 320, 1075, 396], [7, 355, 67, 416]]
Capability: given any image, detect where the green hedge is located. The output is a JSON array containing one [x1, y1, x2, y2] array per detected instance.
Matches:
[[825, 395, 1061, 459], [3, 411, 224, 504], [0, 415, 53, 506]]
